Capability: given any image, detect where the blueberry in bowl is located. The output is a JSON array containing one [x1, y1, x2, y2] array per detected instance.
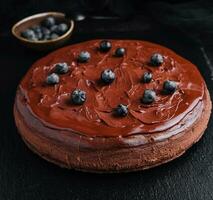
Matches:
[[41, 16, 56, 28], [12, 12, 74, 51], [21, 29, 37, 41], [19, 15, 70, 41]]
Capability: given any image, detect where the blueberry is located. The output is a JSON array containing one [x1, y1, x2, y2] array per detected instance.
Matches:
[[50, 25, 58, 33], [35, 31, 43, 40], [142, 72, 152, 83], [163, 80, 177, 94], [71, 89, 86, 105], [77, 51, 90, 62], [21, 29, 36, 40], [41, 16, 56, 28], [50, 33, 59, 40], [32, 25, 42, 33], [54, 62, 69, 74], [115, 47, 125, 57], [101, 69, 115, 84], [41, 27, 51, 35], [150, 53, 164, 66], [56, 23, 68, 35], [115, 104, 128, 117], [41, 27, 51, 40], [43, 34, 50, 40], [141, 89, 156, 104], [46, 73, 59, 85], [99, 40, 112, 52]]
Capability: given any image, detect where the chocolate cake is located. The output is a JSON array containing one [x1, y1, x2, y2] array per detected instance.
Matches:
[[14, 39, 212, 172]]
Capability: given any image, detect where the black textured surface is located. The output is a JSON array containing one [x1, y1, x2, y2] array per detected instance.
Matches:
[[1, 13, 213, 200]]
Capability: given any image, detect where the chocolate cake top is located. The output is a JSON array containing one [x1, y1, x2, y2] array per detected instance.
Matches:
[[19, 40, 204, 137]]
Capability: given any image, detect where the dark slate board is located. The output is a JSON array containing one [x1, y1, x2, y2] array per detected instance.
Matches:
[[1, 16, 213, 200]]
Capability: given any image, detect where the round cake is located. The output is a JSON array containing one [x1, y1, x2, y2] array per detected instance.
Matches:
[[14, 39, 212, 172]]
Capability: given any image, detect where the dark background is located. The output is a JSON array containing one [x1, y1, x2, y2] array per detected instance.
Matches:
[[1, 0, 213, 200]]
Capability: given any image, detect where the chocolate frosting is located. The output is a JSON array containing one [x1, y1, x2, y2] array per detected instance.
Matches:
[[19, 40, 205, 137]]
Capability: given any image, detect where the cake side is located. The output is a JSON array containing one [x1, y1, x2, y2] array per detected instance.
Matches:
[[14, 85, 211, 172]]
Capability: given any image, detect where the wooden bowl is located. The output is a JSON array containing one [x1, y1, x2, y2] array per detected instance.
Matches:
[[12, 12, 74, 51]]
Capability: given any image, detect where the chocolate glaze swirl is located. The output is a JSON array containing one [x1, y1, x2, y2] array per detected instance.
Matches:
[[20, 40, 204, 137]]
